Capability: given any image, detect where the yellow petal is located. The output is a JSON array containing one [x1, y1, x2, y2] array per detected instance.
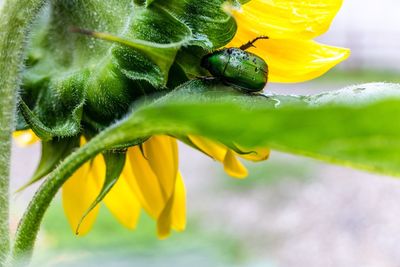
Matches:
[[246, 39, 350, 83], [12, 130, 40, 146], [188, 135, 249, 178], [223, 150, 248, 179], [62, 160, 101, 236], [157, 172, 186, 239], [125, 146, 165, 218], [171, 173, 186, 232], [143, 136, 178, 199], [157, 196, 174, 239], [188, 135, 226, 162], [229, 0, 343, 43], [88, 153, 106, 188], [103, 172, 141, 230]]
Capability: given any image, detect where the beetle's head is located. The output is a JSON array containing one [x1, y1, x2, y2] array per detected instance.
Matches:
[[200, 54, 212, 70]]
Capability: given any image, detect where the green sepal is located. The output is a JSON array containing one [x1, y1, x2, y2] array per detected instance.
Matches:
[[16, 136, 80, 192], [19, 97, 83, 141], [153, 0, 237, 49], [166, 62, 190, 89], [175, 46, 210, 79], [75, 150, 126, 235], [95, 5, 193, 88], [15, 110, 29, 131]]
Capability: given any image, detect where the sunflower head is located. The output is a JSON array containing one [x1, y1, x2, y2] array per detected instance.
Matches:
[[15, 0, 349, 238]]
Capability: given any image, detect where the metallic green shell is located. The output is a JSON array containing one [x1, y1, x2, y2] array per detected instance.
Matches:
[[201, 48, 268, 92]]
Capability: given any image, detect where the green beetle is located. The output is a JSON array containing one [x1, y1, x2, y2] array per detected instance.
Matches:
[[201, 36, 269, 92]]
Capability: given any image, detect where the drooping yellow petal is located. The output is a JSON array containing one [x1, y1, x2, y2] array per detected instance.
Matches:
[[125, 136, 180, 221], [62, 159, 101, 236], [171, 173, 186, 232], [157, 172, 186, 239], [89, 155, 141, 230], [223, 150, 248, 179], [157, 196, 174, 239], [246, 39, 350, 83], [88, 153, 106, 188], [188, 135, 226, 162], [103, 172, 141, 230], [188, 135, 248, 178], [142, 136, 178, 199], [124, 146, 165, 218], [229, 0, 343, 44], [13, 130, 40, 146]]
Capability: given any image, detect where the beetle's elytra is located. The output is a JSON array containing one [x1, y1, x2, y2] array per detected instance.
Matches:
[[201, 36, 269, 92]]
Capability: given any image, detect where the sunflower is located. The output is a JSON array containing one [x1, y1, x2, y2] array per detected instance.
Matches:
[[227, 0, 350, 82], [14, 0, 349, 238]]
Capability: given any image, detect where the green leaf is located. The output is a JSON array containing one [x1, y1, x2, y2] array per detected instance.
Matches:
[[75, 151, 126, 235], [103, 81, 400, 177], [16, 137, 80, 192], [15, 81, 400, 258]]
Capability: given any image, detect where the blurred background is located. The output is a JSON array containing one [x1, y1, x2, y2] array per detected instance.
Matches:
[[5, 0, 400, 266]]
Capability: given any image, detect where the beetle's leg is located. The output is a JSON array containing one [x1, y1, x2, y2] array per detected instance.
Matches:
[[239, 36, 269, 51], [246, 91, 269, 99], [256, 93, 269, 99]]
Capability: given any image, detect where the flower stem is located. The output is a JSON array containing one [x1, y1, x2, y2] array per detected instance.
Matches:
[[0, 0, 47, 265], [11, 123, 141, 262], [11, 139, 105, 261]]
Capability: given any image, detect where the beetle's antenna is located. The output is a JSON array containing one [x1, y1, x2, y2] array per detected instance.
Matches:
[[239, 36, 269, 51]]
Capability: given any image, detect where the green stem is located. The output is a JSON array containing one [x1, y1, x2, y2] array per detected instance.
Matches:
[[11, 122, 142, 262], [0, 0, 47, 265]]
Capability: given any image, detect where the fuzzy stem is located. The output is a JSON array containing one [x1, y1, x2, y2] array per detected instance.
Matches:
[[11, 122, 139, 262], [12, 141, 103, 262], [0, 0, 47, 265]]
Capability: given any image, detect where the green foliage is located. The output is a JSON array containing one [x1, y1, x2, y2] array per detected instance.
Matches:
[[13, 81, 400, 260]]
